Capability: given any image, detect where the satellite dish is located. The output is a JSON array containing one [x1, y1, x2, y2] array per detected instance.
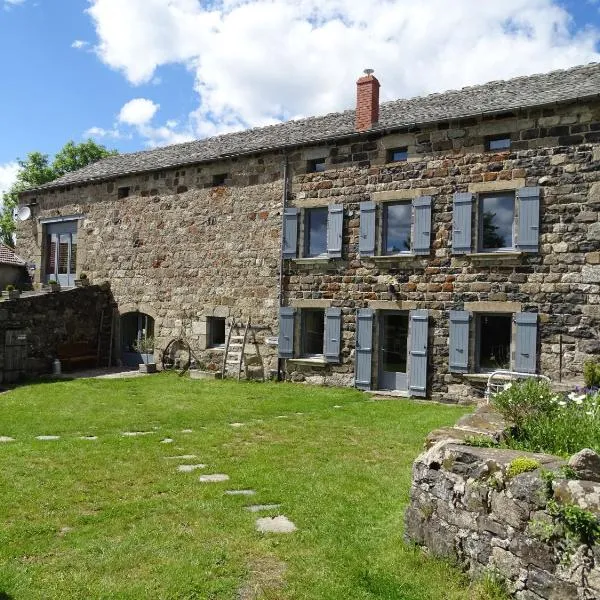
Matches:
[[15, 206, 31, 222]]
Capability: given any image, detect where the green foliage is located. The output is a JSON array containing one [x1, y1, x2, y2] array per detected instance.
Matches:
[[79, 272, 88, 280], [4, 284, 15, 291], [547, 499, 600, 545], [47, 279, 58, 285], [560, 465, 579, 480], [464, 435, 499, 448], [506, 456, 540, 479], [1, 140, 117, 246], [469, 570, 510, 600], [584, 360, 600, 388], [540, 469, 555, 498]]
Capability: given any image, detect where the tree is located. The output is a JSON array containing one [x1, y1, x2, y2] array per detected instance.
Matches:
[[0, 140, 117, 247]]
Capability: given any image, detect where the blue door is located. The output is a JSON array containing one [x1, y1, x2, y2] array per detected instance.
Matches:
[[45, 221, 77, 287]]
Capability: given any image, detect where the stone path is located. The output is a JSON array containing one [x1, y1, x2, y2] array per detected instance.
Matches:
[[80, 436, 98, 440], [165, 454, 197, 460], [246, 504, 281, 513], [199, 473, 230, 483], [160, 438, 174, 444], [225, 489, 256, 496], [177, 464, 207, 473], [121, 431, 154, 437], [0, 436, 15, 442], [36, 435, 60, 440], [230, 422, 244, 428], [255, 516, 297, 534]]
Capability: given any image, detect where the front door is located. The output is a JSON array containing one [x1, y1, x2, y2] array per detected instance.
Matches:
[[379, 312, 409, 391], [45, 221, 77, 287]]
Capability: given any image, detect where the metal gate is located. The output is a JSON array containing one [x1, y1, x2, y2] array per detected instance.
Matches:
[[4, 330, 27, 383]]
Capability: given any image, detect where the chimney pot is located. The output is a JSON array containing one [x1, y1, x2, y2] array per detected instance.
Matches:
[[355, 69, 380, 131]]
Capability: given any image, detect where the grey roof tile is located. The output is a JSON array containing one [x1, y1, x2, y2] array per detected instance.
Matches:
[[30, 63, 600, 191]]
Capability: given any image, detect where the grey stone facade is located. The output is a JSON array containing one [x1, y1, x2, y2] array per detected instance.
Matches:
[[15, 66, 600, 398]]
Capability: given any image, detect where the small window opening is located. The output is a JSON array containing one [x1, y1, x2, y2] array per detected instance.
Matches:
[[477, 314, 511, 371], [304, 207, 328, 257], [486, 136, 511, 151], [383, 202, 412, 255], [117, 186, 130, 199], [307, 158, 327, 173], [208, 317, 226, 348], [212, 173, 228, 187], [479, 193, 515, 251], [388, 147, 408, 162], [302, 309, 325, 357]]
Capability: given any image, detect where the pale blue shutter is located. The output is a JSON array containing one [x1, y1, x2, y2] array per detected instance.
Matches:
[[327, 204, 343, 258], [324, 307, 342, 363], [413, 196, 432, 255], [359, 202, 376, 256], [449, 311, 470, 373], [355, 308, 374, 389], [278, 307, 295, 358], [452, 192, 473, 254], [515, 312, 537, 374], [516, 187, 540, 253], [282, 208, 298, 259], [409, 310, 429, 398]]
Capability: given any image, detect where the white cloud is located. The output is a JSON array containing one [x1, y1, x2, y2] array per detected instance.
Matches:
[[3, 0, 26, 9], [118, 98, 160, 126], [0, 162, 19, 199], [86, 0, 600, 141], [72, 39, 89, 50], [83, 126, 125, 140]]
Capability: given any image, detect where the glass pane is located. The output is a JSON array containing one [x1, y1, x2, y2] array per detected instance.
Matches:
[[382, 314, 408, 373], [302, 310, 324, 355], [58, 234, 70, 275], [390, 149, 407, 162], [46, 234, 57, 275], [384, 203, 411, 254], [479, 315, 511, 371], [306, 208, 328, 257], [70, 234, 77, 275], [489, 138, 511, 151], [481, 195, 514, 250]]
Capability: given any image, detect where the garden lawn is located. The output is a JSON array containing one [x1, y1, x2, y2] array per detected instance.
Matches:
[[0, 374, 474, 600]]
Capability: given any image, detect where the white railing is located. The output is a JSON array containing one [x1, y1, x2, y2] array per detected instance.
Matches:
[[485, 370, 551, 403]]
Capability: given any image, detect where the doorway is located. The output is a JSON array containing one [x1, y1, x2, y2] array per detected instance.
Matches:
[[378, 312, 409, 391], [120, 312, 155, 366]]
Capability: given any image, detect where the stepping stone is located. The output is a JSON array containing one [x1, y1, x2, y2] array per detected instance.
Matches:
[[177, 464, 207, 473], [36, 435, 60, 441], [0, 436, 15, 443], [80, 436, 98, 440], [199, 473, 229, 483], [122, 431, 154, 437], [230, 422, 244, 428], [181, 429, 193, 433], [165, 454, 197, 460], [275, 415, 287, 419], [160, 438, 174, 444], [225, 489, 256, 496], [255, 516, 297, 533], [246, 504, 281, 513], [333, 405, 342, 408]]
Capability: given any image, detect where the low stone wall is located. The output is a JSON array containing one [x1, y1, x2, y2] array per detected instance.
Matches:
[[405, 406, 600, 599], [0, 284, 114, 382]]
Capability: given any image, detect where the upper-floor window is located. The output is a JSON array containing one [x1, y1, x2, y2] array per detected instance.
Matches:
[[307, 158, 327, 173], [486, 135, 511, 151], [383, 202, 412, 255], [388, 147, 408, 162], [478, 193, 515, 251], [304, 207, 328, 257], [117, 186, 130, 199], [212, 173, 228, 186]]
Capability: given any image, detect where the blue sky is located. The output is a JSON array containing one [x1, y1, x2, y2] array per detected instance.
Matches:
[[1, 0, 600, 194]]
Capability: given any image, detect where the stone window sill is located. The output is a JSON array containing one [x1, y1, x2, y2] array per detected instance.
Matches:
[[466, 251, 523, 265], [292, 257, 331, 265], [287, 357, 329, 367]]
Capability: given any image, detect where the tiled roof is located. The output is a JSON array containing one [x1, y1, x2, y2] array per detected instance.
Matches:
[[0, 243, 26, 266], [29, 62, 600, 192]]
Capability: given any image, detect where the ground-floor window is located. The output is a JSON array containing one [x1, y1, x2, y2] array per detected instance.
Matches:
[[476, 314, 511, 371], [301, 309, 325, 357], [207, 317, 226, 348]]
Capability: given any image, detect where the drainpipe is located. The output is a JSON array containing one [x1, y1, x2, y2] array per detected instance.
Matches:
[[277, 155, 289, 382]]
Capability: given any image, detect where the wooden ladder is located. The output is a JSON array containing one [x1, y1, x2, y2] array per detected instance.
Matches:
[[221, 318, 251, 381]]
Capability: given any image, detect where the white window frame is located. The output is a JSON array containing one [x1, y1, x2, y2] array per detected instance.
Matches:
[[379, 201, 414, 256], [476, 192, 517, 253]]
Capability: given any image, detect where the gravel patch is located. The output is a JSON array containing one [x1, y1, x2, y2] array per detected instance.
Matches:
[[255, 516, 297, 534], [199, 473, 230, 483]]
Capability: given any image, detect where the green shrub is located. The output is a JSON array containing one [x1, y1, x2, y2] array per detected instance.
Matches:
[[584, 360, 600, 388], [547, 500, 600, 545], [506, 457, 540, 479], [5, 284, 15, 291], [464, 435, 498, 448]]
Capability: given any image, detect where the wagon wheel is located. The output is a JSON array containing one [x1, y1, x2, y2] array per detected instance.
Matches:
[[162, 338, 192, 375]]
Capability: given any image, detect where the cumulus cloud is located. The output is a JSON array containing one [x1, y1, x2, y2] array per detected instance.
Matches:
[[83, 125, 125, 140], [118, 98, 160, 126], [86, 0, 600, 141], [0, 162, 19, 199]]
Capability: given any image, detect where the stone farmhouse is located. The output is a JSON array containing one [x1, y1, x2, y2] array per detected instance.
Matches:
[[15, 63, 600, 402]]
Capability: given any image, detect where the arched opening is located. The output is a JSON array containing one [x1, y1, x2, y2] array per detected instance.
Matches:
[[120, 312, 155, 366]]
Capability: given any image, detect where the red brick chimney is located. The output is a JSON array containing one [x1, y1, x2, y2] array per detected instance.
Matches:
[[355, 69, 380, 131]]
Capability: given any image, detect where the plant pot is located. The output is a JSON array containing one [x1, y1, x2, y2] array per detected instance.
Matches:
[[48, 283, 60, 293], [3, 290, 20, 300], [189, 369, 222, 380]]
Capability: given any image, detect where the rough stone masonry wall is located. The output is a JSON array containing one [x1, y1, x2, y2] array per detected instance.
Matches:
[[0, 285, 113, 381], [284, 99, 600, 400], [405, 408, 600, 599]]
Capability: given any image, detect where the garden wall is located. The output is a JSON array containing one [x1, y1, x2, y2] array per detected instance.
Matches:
[[405, 406, 600, 599]]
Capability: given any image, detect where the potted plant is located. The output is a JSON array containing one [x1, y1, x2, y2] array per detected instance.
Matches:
[[75, 273, 90, 287], [3, 284, 20, 300], [133, 335, 155, 365], [47, 279, 60, 292]]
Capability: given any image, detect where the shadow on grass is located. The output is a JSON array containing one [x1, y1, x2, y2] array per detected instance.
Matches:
[[0, 592, 15, 599]]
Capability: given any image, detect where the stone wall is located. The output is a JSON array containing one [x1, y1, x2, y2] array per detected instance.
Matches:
[[0, 285, 113, 382], [405, 407, 600, 599]]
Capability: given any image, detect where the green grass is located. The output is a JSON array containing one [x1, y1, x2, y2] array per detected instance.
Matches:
[[0, 373, 485, 599]]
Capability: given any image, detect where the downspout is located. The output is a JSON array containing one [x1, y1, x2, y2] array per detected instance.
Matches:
[[277, 155, 289, 382]]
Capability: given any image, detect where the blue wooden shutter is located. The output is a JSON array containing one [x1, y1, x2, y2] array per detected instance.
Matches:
[[515, 312, 537, 374], [282, 208, 298, 259], [324, 307, 342, 363], [355, 308, 374, 389], [327, 204, 343, 258], [359, 202, 376, 256], [516, 187, 540, 253], [278, 307, 295, 358], [413, 196, 432, 255], [449, 311, 470, 373], [409, 310, 429, 398], [452, 192, 473, 254]]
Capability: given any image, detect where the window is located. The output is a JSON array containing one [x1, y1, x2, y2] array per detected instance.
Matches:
[[478, 193, 515, 251], [301, 309, 325, 357], [207, 317, 226, 348], [383, 202, 412, 254], [388, 147, 408, 162], [476, 314, 511, 371], [486, 136, 511, 151], [307, 158, 326, 173], [117, 186, 130, 199], [304, 207, 328, 257], [212, 173, 227, 187]]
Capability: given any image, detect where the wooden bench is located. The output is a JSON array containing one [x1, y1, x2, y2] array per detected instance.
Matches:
[[57, 341, 97, 371]]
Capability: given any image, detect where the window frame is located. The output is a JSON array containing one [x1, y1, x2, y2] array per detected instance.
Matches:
[[473, 313, 513, 373], [387, 147, 408, 163], [303, 206, 329, 258], [380, 201, 413, 256], [485, 135, 511, 152], [300, 308, 325, 358], [307, 158, 327, 173], [212, 173, 228, 187], [476, 191, 517, 253], [207, 316, 226, 349]]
